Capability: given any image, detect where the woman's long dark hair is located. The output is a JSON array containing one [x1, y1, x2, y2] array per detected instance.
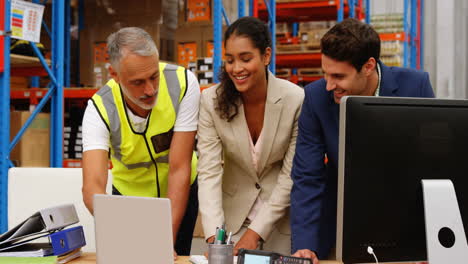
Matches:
[[215, 16, 272, 122]]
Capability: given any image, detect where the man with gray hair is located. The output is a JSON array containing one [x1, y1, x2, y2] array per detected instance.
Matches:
[[81, 27, 200, 257]]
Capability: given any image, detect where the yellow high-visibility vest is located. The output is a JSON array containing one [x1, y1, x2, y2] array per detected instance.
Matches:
[[91, 62, 197, 197]]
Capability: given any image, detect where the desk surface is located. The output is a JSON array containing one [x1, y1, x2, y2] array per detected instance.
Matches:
[[68, 253, 342, 264]]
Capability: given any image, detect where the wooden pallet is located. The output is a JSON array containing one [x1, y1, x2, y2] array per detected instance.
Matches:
[[298, 67, 323, 77], [276, 68, 292, 78], [276, 43, 320, 54]]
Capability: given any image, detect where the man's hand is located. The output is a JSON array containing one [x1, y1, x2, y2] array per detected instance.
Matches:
[[292, 249, 319, 264], [173, 249, 178, 260], [233, 228, 261, 256]]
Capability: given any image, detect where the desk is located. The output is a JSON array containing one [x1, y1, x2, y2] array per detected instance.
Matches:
[[68, 253, 342, 264]]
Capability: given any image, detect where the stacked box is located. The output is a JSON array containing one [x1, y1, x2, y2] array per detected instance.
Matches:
[[63, 126, 71, 160], [93, 42, 109, 64], [206, 41, 224, 59], [197, 70, 214, 85], [177, 42, 197, 68], [197, 57, 213, 71], [10, 76, 29, 90], [298, 21, 333, 46], [186, 0, 211, 22], [371, 13, 404, 33], [195, 57, 214, 86], [188, 61, 197, 74], [372, 14, 405, 67], [93, 42, 110, 88], [10, 111, 50, 167], [64, 107, 85, 160]]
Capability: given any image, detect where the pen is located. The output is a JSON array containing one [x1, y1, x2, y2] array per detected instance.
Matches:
[[226, 231, 232, 244]]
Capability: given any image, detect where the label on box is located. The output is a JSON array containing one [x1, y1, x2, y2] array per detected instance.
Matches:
[[76, 139, 83, 145], [64, 146, 68, 152], [205, 71, 214, 78], [64, 127, 71, 132], [200, 65, 209, 71], [77, 132, 82, 138], [75, 153, 83, 159], [64, 132, 70, 139], [74, 145, 82, 152], [64, 140, 69, 145], [204, 57, 213, 64], [200, 79, 209, 85]]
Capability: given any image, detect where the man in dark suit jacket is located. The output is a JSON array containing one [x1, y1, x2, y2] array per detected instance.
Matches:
[[290, 18, 435, 264]]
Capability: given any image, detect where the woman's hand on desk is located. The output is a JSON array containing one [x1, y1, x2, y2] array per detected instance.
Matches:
[[233, 228, 261, 255], [203, 236, 216, 258], [292, 249, 319, 264]]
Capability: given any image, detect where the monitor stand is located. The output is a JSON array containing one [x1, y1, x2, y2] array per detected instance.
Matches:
[[421, 180, 468, 264]]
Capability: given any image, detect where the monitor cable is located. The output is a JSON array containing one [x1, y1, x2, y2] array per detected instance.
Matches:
[[367, 246, 379, 264]]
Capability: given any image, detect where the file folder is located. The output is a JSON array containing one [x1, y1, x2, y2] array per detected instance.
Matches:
[[50, 226, 86, 255], [0, 204, 79, 247]]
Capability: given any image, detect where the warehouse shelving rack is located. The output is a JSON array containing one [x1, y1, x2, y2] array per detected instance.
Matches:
[[0, 0, 71, 232], [212, 0, 423, 85], [212, 0, 364, 84]]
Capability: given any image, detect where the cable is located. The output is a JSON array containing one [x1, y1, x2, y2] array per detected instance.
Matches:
[[367, 246, 379, 264]]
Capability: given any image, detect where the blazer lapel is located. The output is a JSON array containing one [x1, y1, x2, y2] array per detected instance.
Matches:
[[257, 72, 283, 175], [229, 102, 258, 178], [379, 61, 400, 96]]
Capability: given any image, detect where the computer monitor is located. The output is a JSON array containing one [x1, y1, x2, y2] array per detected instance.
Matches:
[[336, 96, 468, 263]]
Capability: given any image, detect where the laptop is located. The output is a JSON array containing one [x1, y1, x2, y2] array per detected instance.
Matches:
[[94, 194, 174, 264]]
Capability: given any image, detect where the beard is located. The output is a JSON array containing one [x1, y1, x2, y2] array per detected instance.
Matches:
[[120, 83, 158, 110]]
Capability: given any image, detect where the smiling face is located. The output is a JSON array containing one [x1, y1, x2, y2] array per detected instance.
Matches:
[[224, 35, 271, 93], [322, 54, 376, 104], [109, 51, 160, 115]]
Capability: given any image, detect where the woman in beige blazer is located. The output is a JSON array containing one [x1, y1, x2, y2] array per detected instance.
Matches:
[[197, 17, 304, 255]]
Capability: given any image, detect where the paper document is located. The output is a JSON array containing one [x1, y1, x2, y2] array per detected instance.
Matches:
[[0, 243, 53, 257], [11, 0, 45, 42]]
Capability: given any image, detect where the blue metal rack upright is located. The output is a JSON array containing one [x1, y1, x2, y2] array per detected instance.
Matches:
[[0, 0, 11, 234], [0, 0, 67, 232]]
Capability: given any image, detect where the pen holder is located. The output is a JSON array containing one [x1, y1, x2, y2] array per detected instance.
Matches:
[[208, 243, 234, 264]]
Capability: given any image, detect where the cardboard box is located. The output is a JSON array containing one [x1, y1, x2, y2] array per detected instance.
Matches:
[[174, 24, 227, 64], [10, 111, 50, 167], [93, 62, 111, 88], [93, 42, 109, 64], [186, 0, 211, 22], [80, 0, 162, 87], [177, 42, 197, 68], [206, 41, 225, 59], [10, 76, 29, 90], [197, 57, 213, 71], [197, 71, 214, 85]]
